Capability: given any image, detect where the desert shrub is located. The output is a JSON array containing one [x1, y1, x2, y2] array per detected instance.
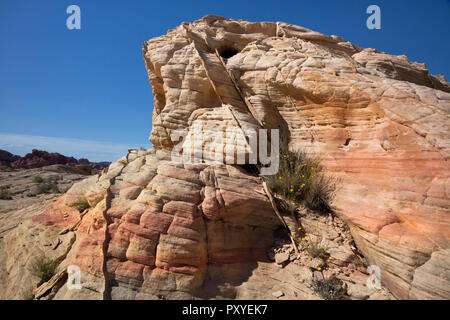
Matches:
[[37, 182, 59, 194], [312, 277, 346, 300], [33, 176, 60, 194], [70, 198, 90, 213], [305, 240, 328, 259], [22, 286, 35, 300], [33, 176, 44, 183], [264, 150, 337, 213], [305, 174, 337, 213], [0, 185, 12, 200], [30, 256, 58, 284]]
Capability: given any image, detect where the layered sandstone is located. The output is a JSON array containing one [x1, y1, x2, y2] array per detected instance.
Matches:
[[2, 149, 281, 299], [1, 15, 449, 300], [142, 16, 450, 299]]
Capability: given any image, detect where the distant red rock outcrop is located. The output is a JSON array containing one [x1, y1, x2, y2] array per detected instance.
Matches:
[[0, 150, 21, 167], [0, 149, 109, 173]]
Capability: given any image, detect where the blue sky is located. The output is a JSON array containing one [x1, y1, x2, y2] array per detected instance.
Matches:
[[1, 0, 449, 162]]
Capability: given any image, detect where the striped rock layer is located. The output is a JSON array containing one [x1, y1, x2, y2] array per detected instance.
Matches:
[[143, 16, 450, 299], [3, 16, 449, 299]]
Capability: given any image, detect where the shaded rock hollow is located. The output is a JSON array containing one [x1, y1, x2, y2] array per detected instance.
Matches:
[[1, 15, 449, 300]]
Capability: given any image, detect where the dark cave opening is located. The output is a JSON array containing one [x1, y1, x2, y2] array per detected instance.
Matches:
[[218, 46, 239, 59]]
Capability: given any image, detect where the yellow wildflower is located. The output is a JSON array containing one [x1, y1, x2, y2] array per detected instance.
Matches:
[[327, 259, 331, 263], [279, 176, 282, 180], [301, 237, 306, 241], [317, 267, 322, 271], [290, 188, 294, 192], [324, 245, 327, 249]]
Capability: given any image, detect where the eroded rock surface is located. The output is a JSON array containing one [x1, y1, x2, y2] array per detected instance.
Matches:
[[2, 149, 281, 299], [141, 15, 449, 299], [1, 15, 449, 299]]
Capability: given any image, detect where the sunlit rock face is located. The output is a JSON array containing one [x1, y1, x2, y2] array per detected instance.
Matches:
[[3, 149, 280, 299], [143, 15, 450, 299], [2, 16, 449, 300]]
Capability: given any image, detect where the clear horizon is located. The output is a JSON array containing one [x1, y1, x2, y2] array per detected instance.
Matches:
[[1, 0, 449, 161]]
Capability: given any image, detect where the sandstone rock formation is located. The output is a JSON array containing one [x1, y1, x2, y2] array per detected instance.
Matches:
[[2, 149, 281, 299], [0, 15, 448, 300], [142, 15, 449, 299]]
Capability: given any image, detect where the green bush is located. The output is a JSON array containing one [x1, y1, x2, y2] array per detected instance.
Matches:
[[0, 185, 12, 200], [37, 182, 59, 194], [312, 277, 346, 300], [70, 198, 90, 213], [33, 176, 44, 183], [30, 256, 58, 284], [264, 150, 337, 213]]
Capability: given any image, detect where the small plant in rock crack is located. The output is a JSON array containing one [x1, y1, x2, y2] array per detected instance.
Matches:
[[0, 185, 13, 200], [305, 239, 328, 259], [263, 150, 338, 214], [30, 256, 58, 285], [312, 277, 346, 300], [70, 197, 90, 213], [294, 224, 305, 242], [305, 174, 337, 214]]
